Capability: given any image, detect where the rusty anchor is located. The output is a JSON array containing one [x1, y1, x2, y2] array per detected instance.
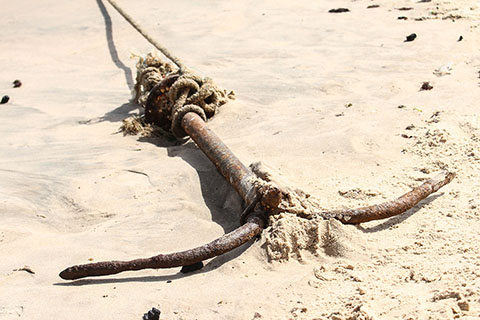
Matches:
[[59, 71, 455, 280], [59, 0, 454, 280]]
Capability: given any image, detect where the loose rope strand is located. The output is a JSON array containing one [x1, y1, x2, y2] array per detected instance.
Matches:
[[105, 0, 186, 72]]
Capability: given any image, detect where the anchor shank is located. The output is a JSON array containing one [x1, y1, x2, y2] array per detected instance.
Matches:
[[181, 112, 257, 205]]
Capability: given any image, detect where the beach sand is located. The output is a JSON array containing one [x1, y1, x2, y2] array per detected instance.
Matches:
[[1, 0, 479, 319]]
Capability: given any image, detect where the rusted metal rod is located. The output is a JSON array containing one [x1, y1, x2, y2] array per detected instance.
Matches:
[[59, 215, 263, 280], [181, 112, 258, 205], [323, 171, 455, 224]]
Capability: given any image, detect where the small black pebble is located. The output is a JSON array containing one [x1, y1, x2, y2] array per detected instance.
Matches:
[[329, 8, 350, 13], [397, 7, 413, 11], [420, 81, 433, 90], [367, 5, 380, 8], [142, 307, 161, 320], [13, 80, 22, 88], [398, 16, 408, 20], [458, 35, 463, 41], [1, 95, 9, 104], [405, 33, 417, 42], [180, 261, 204, 273]]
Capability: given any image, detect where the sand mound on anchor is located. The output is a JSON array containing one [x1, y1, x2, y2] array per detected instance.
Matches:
[[250, 162, 366, 262], [263, 215, 365, 262]]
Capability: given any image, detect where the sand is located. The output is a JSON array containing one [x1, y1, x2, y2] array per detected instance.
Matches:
[[1, 0, 480, 319]]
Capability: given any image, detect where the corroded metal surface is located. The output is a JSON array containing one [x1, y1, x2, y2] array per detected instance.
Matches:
[[59, 215, 264, 280], [144, 74, 179, 131], [181, 112, 258, 205], [325, 171, 455, 224]]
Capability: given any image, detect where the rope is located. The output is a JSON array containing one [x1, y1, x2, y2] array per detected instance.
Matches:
[[107, 1, 235, 138], [166, 72, 228, 137], [105, 0, 186, 72], [133, 52, 174, 106], [137, 54, 231, 139]]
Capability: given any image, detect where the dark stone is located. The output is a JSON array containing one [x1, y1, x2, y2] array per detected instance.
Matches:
[[458, 35, 463, 41], [367, 5, 380, 8], [142, 307, 161, 320], [398, 16, 408, 20], [13, 80, 22, 88], [328, 8, 350, 13], [1, 95, 9, 104], [405, 33, 417, 42], [420, 82, 433, 90], [180, 261, 204, 273]]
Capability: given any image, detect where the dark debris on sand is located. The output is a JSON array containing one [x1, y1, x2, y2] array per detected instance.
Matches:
[[405, 33, 417, 42], [1, 95, 10, 104], [143, 307, 161, 320], [329, 8, 350, 13], [420, 82, 434, 91]]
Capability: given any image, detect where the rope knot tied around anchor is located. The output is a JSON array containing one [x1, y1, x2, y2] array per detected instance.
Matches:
[[134, 52, 233, 138]]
